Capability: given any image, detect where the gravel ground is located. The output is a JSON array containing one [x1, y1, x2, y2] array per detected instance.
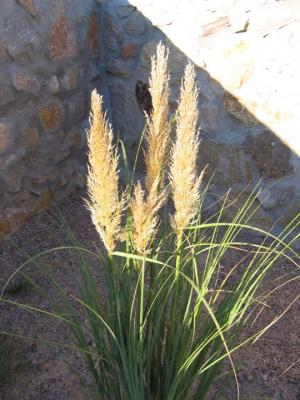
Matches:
[[0, 191, 299, 400]]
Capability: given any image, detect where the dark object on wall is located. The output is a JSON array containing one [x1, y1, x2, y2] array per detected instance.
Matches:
[[135, 80, 153, 116]]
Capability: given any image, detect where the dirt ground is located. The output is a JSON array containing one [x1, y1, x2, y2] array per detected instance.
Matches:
[[0, 192, 299, 400]]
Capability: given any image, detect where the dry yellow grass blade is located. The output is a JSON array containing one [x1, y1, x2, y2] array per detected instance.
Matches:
[[170, 63, 204, 232], [86, 89, 125, 254], [144, 42, 171, 194]]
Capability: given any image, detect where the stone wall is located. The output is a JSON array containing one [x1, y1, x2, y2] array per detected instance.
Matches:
[[0, 0, 104, 234], [102, 0, 300, 230], [1, 0, 299, 235]]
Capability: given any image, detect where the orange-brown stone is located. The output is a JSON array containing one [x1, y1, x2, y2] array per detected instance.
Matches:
[[32, 191, 54, 214], [121, 42, 138, 60], [67, 127, 83, 149], [10, 212, 29, 233], [12, 70, 40, 95], [86, 11, 100, 57], [22, 126, 39, 150], [0, 219, 10, 235], [0, 40, 10, 62], [202, 16, 230, 37], [72, 132, 81, 147], [0, 123, 10, 153], [18, 0, 38, 18], [49, 15, 77, 60], [0, 209, 29, 235], [223, 93, 258, 126], [38, 100, 64, 131]]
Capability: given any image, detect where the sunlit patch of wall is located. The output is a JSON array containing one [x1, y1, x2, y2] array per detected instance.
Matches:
[[103, 0, 300, 229]]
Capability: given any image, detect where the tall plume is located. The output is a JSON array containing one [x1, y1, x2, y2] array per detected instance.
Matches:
[[131, 43, 171, 253], [86, 90, 125, 255], [170, 63, 204, 232], [144, 42, 171, 193]]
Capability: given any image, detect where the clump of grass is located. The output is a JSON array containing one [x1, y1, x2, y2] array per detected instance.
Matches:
[[1, 43, 299, 399]]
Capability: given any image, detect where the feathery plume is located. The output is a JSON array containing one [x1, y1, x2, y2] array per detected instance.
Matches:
[[144, 42, 171, 193], [131, 178, 167, 254], [130, 43, 171, 253], [170, 63, 204, 232], [86, 90, 125, 255]]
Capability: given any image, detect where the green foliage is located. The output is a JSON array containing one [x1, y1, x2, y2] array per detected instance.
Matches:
[[63, 190, 299, 400], [2, 185, 298, 399]]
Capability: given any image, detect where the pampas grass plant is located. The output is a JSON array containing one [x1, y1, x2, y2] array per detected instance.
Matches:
[[1, 43, 300, 400]]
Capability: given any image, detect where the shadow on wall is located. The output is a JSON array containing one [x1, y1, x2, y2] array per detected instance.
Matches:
[[101, 0, 300, 230]]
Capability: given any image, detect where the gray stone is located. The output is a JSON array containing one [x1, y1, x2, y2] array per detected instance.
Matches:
[[258, 186, 296, 211], [0, 83, 14, 106], [52, 145, 71, 163], [57, 160, 75, 187], [199, 138, 257, 187], [47, 75, 60, 94], [110, 82, 145, 160], [117, 5, 136, 18], [104, 13, 123, 50], [86, 62, 101, 81], [124, 11, 147, 35], [2, 9, 41, 60], [0, 149, 26, 174], [257, 189, 278, 210], [138, 39, 187, 83], [225, 192, 275, 232], [244, 130, 293, 179], [137, 41, 161, 81], [202, 192, 220, 217], [106, 57, 132, 78], [200, 102, 219, 133], [66, 92, 86, 125], [3, 163, 25, 193], [61, 68, 79, 91], [281, 202, 300, 226]]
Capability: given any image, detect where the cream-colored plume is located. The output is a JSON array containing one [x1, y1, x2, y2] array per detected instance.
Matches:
[[131, 178, 167, 254], [86, 90, 125, 254], [131, 43, 170, 253], [170, 63, 204, 232], [144, 42, 171, 193]]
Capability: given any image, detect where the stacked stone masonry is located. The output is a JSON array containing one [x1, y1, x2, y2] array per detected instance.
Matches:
[[0, 0, 299, 235], [0, 0, 104, 234], [103, 0, 300, 231]]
